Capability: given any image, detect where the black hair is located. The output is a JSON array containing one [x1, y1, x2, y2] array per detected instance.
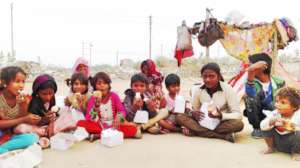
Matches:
[[91, 72, 111, 91], [66, 73, 89, 94], [37, 81, 57, 93], [248, 53, 272, 75], [140, 60, 148, 70], [130, 73, 149, 86], [0, 66, 26, 91], [276, 87, 300, 110], [200, 62, 224, 81], [165, 73, 180, 88]]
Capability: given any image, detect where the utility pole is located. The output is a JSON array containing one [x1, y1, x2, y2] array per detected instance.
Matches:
[[11, 3, 15, 59], [116, 51, 119, 66], [89, 43, 93, 66], [82, 41, 85, 57], [149, 15, 152, 59], [160, 44, 163, 57]]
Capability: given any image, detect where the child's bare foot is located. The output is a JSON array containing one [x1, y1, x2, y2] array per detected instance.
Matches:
[[182, 126, 194, 136], [260, 148, 276, 154], [36, 126, 48, 137], [173, 126, 182, 132], [292, 153, 300, 161], [89, 134, 100, 142], [134, 125, 143, 139]]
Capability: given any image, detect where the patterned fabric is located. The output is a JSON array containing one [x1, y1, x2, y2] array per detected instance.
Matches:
[[164, 94, 176, 124], [85, 91, 126, 121], [219, 23, 275, 61], [0, 94, 20, 119], [99, 99, 114, 127]]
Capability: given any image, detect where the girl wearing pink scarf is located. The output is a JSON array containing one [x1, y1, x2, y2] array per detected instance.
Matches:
[[72, 57, 91, 77]]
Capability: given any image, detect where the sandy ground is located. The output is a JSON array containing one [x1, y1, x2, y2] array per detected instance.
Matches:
[[24, 78, 300, 168]]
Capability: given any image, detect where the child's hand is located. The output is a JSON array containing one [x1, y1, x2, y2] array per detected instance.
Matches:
[[76, 94, 84, 104], [92, 115, 99, 122], [208, 110, 222, 119], [94, 97, 101, 107], [274, 118, 285, 127], [90, 108, 99, 121], [44, 111, 56, 123], [159, 97, 167, 109], [78, 95, 87, 111], [93, 91, 102, 99], [24, 114, 41, 125], [269, 117, 277, 126], [274, 118, 290, 132], [133, 99, 143, 110], [16, 93, 30, 104], [184, 107, 192, 115], [113, 118, 120, 129], [64, 97, 72, 107], [192, 110, 205, 121], [146, 100, 157, 112], [248, 61, 268, 72]]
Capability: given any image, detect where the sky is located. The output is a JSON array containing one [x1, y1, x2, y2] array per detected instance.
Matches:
[[0, 0, 300, 67]]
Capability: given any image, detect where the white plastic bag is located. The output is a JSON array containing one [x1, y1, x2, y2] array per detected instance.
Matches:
[[133, 110, 149, 124], [199, 102, 221, 130], [225, 10, 245, 25], [54, 107, 85, 134], [0, 143, 42, 168], [70, 108, 85, 122], [101, 128, 124, 148], [177, 25, 192, 50]]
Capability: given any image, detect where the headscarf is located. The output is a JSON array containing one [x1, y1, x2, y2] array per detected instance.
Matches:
[[141, 59, 161, 76], [29, 74, 57, 117], [72, 57, 90, 77], [141, 59, 163, 85], [32, 74, 57, 97]]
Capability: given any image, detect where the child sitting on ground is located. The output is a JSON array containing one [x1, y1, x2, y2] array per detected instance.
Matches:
[[77, 72, 142, 141], [124, 73, 168, 134], [158, 73, 191, 133], [65, 73, 90, 113], [260, 87, 300, 161], [0, 66, 38, 154]]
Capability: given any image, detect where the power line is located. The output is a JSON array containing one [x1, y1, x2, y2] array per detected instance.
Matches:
[[10, 3, 14, 58], [149, 15, 152, 59]]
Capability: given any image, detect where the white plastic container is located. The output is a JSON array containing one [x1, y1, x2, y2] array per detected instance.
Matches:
[[73, 127, 89, 142], [135, 92, 141, 100], [174, 95, 185, 113], [101, 128, 124, 147], [50, 133, 76, 151]]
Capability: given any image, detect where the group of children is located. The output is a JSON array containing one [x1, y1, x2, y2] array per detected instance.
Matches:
[[0, 56, 300, 161]]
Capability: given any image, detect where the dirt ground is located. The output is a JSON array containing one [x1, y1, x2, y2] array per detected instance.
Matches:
[[22, 78, 300, 168]]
